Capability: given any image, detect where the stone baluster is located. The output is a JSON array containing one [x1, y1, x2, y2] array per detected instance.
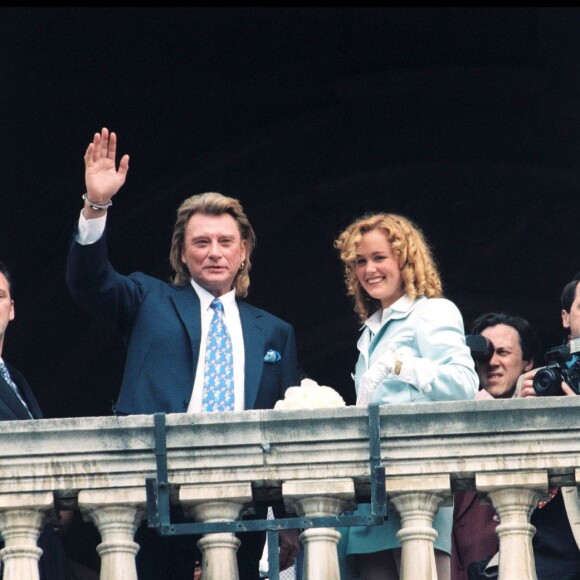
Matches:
[[283, 478, 355, 580], [391, 493, 445, 580], [0, 492, 54, 580], [389, 474, 450, 580], [180, 482, 253, 580], [478, 470, 546, 580], [78, 488, 146, 580]]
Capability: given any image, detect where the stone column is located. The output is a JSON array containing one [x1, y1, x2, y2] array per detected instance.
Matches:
[[389, 474, 450, 580], [283, 478, 355, 580], [478, 471, 546, 580], [180, 482, 253, 580], [0, 492, 54, 580], [391, 492, 443, 580], [78, 487, 146, 580]]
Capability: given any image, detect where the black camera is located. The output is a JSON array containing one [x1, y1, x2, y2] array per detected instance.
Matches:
[[465, 334, 494, 363], [532, 340, 580, 397]]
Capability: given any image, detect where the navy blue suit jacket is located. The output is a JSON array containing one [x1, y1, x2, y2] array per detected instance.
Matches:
[[66, 227, 300, 416], [0, 363, 42, 420]]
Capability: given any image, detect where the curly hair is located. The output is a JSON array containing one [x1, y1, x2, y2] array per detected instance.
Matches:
[[169, 192, 256, 297], [334, 213, 442, 322]]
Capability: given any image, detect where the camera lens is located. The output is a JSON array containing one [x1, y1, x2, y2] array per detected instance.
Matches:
[[466, 334, 494, 363], [532, 368, 561, 396]]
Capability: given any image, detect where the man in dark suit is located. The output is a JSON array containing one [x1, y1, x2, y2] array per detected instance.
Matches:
[[65, 128, 301, 579], [0, 262, 43, 421], [0, 261, 80, 580]]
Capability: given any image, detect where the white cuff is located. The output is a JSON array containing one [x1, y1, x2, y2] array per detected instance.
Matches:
[[77, 210, 107, 245]]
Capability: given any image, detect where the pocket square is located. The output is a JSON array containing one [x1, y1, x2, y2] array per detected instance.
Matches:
[[264, 349, 282, 363]]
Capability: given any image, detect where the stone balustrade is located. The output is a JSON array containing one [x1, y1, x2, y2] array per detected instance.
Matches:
[[0, 395, 577, 579]]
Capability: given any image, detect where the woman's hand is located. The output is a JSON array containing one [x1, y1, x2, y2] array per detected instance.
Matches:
[[357, 350, 396, 406]]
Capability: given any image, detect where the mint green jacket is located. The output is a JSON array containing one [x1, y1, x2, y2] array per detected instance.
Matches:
[[354, 295, 478, 405]]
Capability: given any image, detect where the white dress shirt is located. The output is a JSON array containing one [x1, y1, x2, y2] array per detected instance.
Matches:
[[187, 280, 245, 412], [76, 210, 106, 244]]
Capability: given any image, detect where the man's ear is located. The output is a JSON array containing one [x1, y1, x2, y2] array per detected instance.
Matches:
[[9, 300, 14, 322], [562, 308, 570, 329], [522, 359, 533, 373]]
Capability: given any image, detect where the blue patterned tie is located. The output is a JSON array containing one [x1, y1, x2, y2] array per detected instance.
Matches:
[[0, 361, 32, 416], [202, 299, 234, 412]]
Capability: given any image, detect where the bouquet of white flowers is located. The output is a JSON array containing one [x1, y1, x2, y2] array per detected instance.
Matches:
[[274, 378, 346, 410]]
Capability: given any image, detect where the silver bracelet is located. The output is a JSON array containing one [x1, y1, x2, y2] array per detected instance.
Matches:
[[82, 193, 112, 211]]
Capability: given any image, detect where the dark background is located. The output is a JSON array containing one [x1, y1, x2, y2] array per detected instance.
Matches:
[[1, 7, 579, 418]]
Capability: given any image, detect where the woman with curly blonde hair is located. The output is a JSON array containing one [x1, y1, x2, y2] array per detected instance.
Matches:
[[335, 212, 478, 580]]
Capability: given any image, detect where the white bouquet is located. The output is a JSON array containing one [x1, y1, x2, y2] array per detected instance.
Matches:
[[274, 378, 346, 410]]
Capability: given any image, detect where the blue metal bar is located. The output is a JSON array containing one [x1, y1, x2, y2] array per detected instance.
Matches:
[[368, 403, 387, 517], [267, 528, 280, 580], [145, 406, 388, 572]]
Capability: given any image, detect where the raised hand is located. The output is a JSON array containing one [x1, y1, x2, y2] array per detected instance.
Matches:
[[84, 127, 130, 209]]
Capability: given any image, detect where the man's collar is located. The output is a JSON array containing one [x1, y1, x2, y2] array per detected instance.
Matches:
[[190, 279, 236, 311]]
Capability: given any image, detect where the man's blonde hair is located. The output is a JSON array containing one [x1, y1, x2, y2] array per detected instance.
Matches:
[[169, 192, 256, 297]]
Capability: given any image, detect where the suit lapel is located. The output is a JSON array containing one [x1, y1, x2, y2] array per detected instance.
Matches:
[[0, 367, 38, 419], [170, 285, 202, 374], [171, 289, 267, 410], [238, 301, 264, 410]]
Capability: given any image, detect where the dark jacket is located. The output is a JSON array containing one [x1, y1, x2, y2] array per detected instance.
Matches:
[[0, 362, 74, 580], [451, 490, 500, 580]]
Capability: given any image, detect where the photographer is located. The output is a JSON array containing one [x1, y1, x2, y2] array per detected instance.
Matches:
[[518, 274, 580, 579], [468, 312, 539, 400], [452, 312, 541, 580], [519, 273, 580, 398]]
